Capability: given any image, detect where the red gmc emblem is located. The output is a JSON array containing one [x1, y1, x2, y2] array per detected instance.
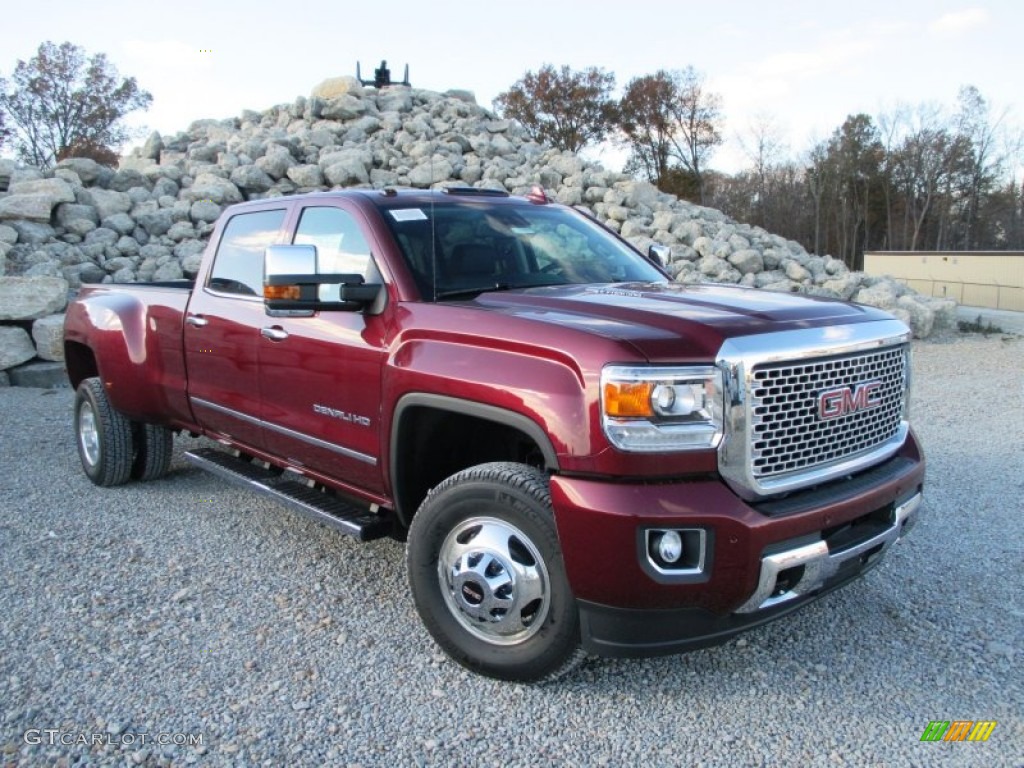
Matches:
[[818, 381, 883, 420]]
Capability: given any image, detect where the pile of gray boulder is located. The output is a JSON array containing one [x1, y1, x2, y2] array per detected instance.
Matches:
[[0, 275, 67, 386], [0, 76, 956, 384]]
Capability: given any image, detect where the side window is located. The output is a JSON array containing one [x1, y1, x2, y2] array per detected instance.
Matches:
[[208, 209, 287, 296], [293, 206, 375, 279]]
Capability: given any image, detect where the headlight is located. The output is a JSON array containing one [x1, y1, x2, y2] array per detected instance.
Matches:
[[601, 365, 724, 452]]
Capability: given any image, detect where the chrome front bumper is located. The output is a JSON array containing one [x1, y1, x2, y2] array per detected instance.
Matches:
[[735, 492, 922, 614]]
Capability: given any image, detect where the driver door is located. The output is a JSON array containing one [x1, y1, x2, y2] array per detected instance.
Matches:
[[257, 204, 389, 495]]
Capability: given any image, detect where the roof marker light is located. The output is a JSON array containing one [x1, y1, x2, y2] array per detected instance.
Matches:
[[526, 185, 550, 204]]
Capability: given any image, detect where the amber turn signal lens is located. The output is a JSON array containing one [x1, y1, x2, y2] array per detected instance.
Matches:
[[604, 381, 654, 418], [264, 284, 301, 300]]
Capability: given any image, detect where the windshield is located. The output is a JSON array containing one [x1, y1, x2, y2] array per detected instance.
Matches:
[[381, 201, 667, 300]]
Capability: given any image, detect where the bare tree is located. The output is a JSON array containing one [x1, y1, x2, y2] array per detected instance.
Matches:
[[493, 65, 617, 154], [0, 86, 10, 152], [738, 112, 787, 228], [710, 89, 1023, 258], [0, 41, 152, 167], [666, 66, 723, 204], [951, 85, 1012, 249]]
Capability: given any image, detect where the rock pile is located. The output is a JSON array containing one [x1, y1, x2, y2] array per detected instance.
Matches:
[[0, 76, 956, 383], [0, 275, 68, 386]]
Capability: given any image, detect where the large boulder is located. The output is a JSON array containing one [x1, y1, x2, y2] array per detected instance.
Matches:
[[141, 131, 164, 160], [322, 151, 371, 186], [190, 200, 222, 223], [409, 158, 454, 187], [0, 195, 55, 222], [0, 178, 75, 222], [0, 159, 16, 190], [322, 94, 367, 121], [182, 173, 243, 205], [0, 326, 37, 370], [87, 188, 132, 220], [854, 280, 900, 310], [311, 76, 364, 100], [9, 221, 56, 244], [0, 276, 69, 320], [135, 208, 174, 236], [728, 249, 764, 274], [31, 313, 66, 361], [55, 157, 104, 185], [895, 295, 935, 339], [230, 165, 275, 192], [8, 177, 76, 203], [56, 203, 100, 229], [286, 164, 324, 188], [255, 145, 297, 180]]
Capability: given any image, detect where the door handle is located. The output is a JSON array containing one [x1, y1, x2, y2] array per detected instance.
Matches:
[[186, 314, 208, 327], [261, 326, 289, 341]]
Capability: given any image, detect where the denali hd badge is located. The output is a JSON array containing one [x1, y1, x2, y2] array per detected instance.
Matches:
[[818, 381, 883, 420]]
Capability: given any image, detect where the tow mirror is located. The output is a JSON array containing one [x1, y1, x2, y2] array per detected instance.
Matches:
[[263, 244, 382, 312], [648, 244, 671, 267]]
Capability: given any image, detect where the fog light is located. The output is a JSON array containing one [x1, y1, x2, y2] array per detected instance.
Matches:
[[657, 530, 683, 563]]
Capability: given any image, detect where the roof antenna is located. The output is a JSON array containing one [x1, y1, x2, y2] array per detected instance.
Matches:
[[430, 151, 437, 302]]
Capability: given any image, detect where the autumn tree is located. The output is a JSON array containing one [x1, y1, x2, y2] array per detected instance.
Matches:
[[619, 67, 723, 203], [618, 72, 676, 189], [493, 65, 616, 154], [0, 41, 152, 167]]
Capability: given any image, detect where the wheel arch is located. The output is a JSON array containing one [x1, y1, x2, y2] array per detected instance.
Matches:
[[64, 340, 99, 390], [390, 394, 560, 528]]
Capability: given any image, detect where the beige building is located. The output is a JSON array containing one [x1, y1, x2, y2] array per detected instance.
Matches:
[[863, 251, 1024, 312]]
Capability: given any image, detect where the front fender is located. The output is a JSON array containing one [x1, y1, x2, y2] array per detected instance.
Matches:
[[383, 338, 592, 465]]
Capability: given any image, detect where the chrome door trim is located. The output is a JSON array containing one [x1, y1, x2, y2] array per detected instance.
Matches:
[[190, 396, 377, 466]]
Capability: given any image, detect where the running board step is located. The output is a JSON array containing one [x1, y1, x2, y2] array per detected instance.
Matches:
[[184, 447, 391, 541]]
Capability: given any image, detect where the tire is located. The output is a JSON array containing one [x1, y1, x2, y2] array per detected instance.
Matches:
[[74, 377, 134, 487], [131, 422, 173, 481], [406, 462, 584, 683]]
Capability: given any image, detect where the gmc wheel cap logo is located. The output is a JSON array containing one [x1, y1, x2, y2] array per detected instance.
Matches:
[[818, 381, 883, 420]]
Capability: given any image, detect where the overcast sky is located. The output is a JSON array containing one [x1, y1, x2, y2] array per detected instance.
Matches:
[[2, 0, 1020, 173]]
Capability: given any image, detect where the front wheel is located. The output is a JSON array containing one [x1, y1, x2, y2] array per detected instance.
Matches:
[[406, 462, 583, 683]]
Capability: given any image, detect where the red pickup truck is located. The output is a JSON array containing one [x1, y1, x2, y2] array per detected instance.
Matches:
[[64, 187, 925, 682]]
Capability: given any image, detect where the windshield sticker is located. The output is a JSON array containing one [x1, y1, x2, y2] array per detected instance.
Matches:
[[510, 226, 535, 235], [390, 208, 428, 222]]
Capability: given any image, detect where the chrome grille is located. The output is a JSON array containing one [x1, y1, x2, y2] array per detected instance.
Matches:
[[749, 345, 907, 479]]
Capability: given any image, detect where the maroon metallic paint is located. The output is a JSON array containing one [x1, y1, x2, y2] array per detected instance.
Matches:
[[64, 189, 926, 645], [552, 432, 924, 612]]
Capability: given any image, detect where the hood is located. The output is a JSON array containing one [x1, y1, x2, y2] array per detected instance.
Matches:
[[473, 282, 896, 361]]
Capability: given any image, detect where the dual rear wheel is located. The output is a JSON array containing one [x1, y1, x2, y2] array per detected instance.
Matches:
[[74, 380, 581, 681], [74, 377, 173, 487]]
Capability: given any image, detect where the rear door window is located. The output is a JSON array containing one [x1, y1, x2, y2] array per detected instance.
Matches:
[[208, 209, 288, 296]]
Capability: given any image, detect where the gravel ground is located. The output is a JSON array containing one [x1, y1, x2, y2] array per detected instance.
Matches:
[[1, 334, 1021, 768]]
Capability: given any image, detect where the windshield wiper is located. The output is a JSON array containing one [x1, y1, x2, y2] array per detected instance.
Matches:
[[433, 283, 511, 301], [433, 280, 570, 301]]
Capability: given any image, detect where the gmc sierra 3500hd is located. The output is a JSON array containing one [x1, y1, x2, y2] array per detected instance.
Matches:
[[64, 186, 925, 682]]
